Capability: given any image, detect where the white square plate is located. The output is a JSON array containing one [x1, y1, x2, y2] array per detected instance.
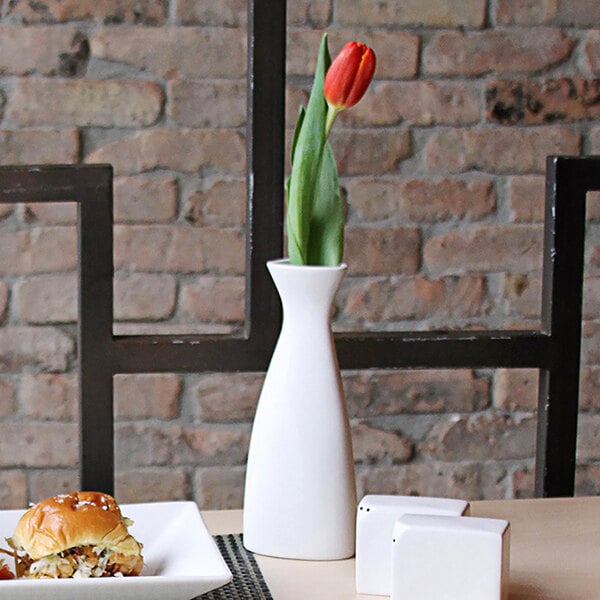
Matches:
[[0, 501, 232, 600]]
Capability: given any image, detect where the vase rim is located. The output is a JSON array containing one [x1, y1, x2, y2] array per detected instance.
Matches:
[[267, 258, 347, 271]]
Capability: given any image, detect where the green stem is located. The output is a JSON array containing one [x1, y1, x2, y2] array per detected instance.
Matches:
[[324, 105, 340, 139]]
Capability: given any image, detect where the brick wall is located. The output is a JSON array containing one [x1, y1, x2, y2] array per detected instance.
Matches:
[[0, 0, 600, 508]]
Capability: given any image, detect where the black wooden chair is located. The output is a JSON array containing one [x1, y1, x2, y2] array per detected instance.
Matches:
[[0, 0, 594, 498]]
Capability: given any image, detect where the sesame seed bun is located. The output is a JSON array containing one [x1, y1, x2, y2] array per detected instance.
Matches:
[[10, 492, 142, 562]]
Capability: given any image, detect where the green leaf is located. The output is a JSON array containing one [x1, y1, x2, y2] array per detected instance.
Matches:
[[290, 105, 305, 167], [307, 140, 344, 266], [286, 33, 332, 265]]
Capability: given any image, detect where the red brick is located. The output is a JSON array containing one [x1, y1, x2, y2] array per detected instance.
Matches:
[[575, 464, 600, 497], [287, 29, 419, 79], [339, 275, 486, 323], [0, 378, 16, 417], [493, 369, 538, 411], [507, 176, 545, 222], [86, 129, 246, 176], [370, 370, 489, 414], [0, 227, 76, 276], [32, 227, 78, 272], [16, 274, 77, 324], [286, 85, 310, 129], [28, 469, 78, 502], [0, 422, 77, 467], [576, 415, 600, 460], [580, 367, 600, 411], [194, 466, 245, 509], [8, 0, 167, 24], [174, 0, 246, 26], [116, 468, 189, 503], [423, 126, 580, 174], [0, 282, 8, 323], [423, 28, 573, 76], [421, 414, 536, 461], [494, 0, 556, 25], [288, 0, 332, 27], [0, 471, 27, 509], [187, 228, 245, 274], [181, 276, 245, 323], [402, 179, 495, 222], [345, 227, 420, 275], [167, 79, 246, 128], [0, 227, 77, 275], [0, 26, 88, 75], [340, 276, 443, 323], [113, 226, 176, 271], [114, 176, 178, 224], [344, 179, 398, 222], [20, 373, 77, 420], [338, 81, 480, 127], [582, 322, 600, 365], [183, 180, 246, 228], [357, 462, 507, 500], [330, 129, 411, 175], [0, 130, 79, 165], [552, 1, 600, 26], [91, 27, 246, 78], [345, 178, 495, 223], [343, 372, 372, 419], [8, 78, 162, 127], [115, 422, 250, 468], [512, 468, 535, 499], [21, 203, 77, 225], [352, 422, 413, 464], [583, 276, 600, 320], [194, 373, 263, 422], [581, 31, 600, 73], [114, 374, 181, 419], [0, 205, 13, 221], [503, 273, 542, 318], [590, 125, 600, 152], [497, 1, 600, 27], [0, 326, 74, 372], [424, 225, 543, 276], [335, 0, 486, 27], [487, 78, 600, 124], [587, 192, 600, 221], [114, 273, 177, 321], [590, 245, 600, 270]]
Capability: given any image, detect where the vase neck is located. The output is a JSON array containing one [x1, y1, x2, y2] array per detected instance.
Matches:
[[267, 261, 346, 322]]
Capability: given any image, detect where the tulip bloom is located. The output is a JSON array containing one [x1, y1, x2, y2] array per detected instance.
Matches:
[[324, 41, 376, 136], [287, 35, 376, 266]]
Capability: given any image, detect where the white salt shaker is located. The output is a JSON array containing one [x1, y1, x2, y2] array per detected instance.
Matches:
[[355, 495, 470, 595], [391, 514, 510, 600]]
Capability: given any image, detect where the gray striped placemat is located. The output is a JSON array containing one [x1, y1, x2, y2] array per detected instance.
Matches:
[[199, 534, 274, 600]]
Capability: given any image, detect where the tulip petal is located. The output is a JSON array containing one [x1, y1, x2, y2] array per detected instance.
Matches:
[[344, 47, 376, 108], [324, 41, 376, 110], [323, 42, 365, 109]]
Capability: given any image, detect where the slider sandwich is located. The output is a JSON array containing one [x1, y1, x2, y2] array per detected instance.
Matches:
[[6, 491, 143, 578]]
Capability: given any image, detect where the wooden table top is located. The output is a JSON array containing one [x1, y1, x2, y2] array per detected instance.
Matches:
[[202, 496, 600, 600]]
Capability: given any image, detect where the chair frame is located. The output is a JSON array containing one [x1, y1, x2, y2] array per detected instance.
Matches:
[[0, 0, 594, 498]]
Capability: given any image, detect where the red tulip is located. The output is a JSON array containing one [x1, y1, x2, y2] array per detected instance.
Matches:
[[324, 41, 376, 112]]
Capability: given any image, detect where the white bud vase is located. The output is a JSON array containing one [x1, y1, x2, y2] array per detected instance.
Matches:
[[243, 258, 356, 560]]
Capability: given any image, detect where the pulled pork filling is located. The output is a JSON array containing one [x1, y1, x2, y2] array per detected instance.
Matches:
[[16, 545, 143, 579]]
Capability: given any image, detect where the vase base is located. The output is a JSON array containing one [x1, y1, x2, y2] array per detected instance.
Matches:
[[243, 537, 355, 561]]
